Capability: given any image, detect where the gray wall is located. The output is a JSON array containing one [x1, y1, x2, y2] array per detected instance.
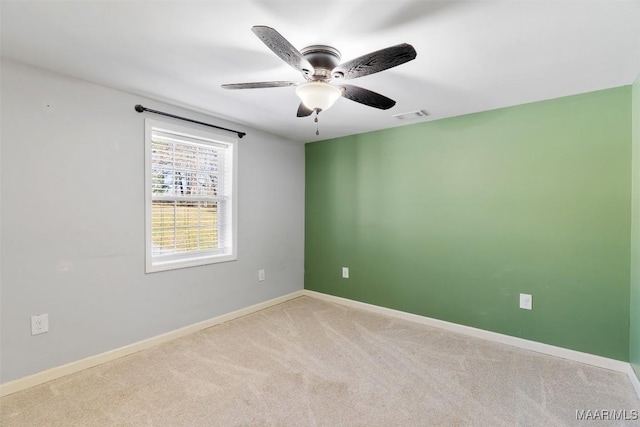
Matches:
[[631, 75, 640, 379], [0, 59, 305, 383]]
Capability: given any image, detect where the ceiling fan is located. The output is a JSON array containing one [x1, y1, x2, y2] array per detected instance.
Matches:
[[222, 26, 417, 119]]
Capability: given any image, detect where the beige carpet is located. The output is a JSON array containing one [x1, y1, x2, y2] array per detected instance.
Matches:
[[1, 296, 638, 426]]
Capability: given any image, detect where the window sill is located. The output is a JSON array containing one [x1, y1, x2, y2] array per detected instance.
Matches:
[[146, 253, 237, 273]]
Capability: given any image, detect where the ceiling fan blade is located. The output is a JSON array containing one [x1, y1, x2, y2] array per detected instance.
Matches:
[[251, 26, 313, 74], [332, 43, 417, 80], [296, 103, 314, 117], [221, 81, 298, 89], [340, 85, 396, 110]]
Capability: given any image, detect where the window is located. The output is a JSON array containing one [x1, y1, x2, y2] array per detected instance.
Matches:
[[145, 118, 237, 272]]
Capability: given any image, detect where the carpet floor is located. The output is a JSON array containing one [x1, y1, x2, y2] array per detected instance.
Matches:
[[1, 296, 638, 426]]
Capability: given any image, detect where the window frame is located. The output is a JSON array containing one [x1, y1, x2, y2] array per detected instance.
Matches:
[[144, 118, 238, 273]]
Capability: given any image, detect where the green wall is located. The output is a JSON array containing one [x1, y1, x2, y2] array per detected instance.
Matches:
[[305, 87, 632, 361], [631, 75, 640, 377]]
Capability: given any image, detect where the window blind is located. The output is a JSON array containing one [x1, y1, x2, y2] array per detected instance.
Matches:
[[150, 128, 233, 259]]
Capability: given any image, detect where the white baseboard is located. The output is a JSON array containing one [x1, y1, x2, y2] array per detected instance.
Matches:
[[0, 290, 305, 397], [3, 289, 638, 401], [302, 290, 635, 380]]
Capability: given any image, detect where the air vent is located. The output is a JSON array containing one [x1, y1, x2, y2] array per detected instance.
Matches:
[[392, 110, 429, 120]]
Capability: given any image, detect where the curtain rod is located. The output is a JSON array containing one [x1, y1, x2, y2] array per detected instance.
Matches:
[[134, 104, 246, 139]]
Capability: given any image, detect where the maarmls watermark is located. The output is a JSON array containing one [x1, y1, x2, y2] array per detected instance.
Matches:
[[576, 409, 639, 421]]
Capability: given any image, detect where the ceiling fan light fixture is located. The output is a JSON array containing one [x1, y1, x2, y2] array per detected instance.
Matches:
[[295, 82, 342, 112]]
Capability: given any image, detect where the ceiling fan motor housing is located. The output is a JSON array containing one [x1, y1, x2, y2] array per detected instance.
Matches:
[[300, 45, 341, 80]]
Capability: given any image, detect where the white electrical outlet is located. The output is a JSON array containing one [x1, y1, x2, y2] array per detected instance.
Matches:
[[31, 313, 49, 335], [519, 294, 532, 310], [342, 267, 349, 279], [258, 269, 265, 282]]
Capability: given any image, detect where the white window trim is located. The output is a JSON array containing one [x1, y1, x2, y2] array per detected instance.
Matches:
[[144, 118, 238, 273]]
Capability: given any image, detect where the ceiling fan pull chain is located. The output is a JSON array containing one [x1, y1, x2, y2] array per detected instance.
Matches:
[[315, 110, 320, 136]]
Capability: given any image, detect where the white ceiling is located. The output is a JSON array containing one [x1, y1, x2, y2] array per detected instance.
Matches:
[[1, 1, 639, 143]]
